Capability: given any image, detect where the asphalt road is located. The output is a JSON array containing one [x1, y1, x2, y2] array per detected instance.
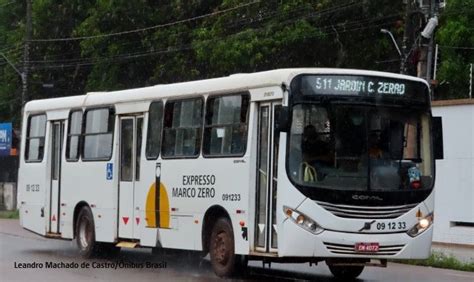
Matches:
[[0, 219, 472, 281]]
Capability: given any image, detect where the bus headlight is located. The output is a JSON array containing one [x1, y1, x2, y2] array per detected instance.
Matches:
[[407, 213, 433, 237], [283, 206, 324, 234]]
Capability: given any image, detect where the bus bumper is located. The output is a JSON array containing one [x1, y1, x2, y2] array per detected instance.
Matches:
[[278, 218, 433, 259]]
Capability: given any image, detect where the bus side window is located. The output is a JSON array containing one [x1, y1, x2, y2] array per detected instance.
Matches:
[[66, 110, 83, 161], [203, 93, 250, 157], [145, 101, 163, 160], [162, 98, 203, 158], [82, 108, 115, 161], [25, 114, 47, 162]]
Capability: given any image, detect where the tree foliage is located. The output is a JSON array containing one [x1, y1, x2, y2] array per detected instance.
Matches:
[[435, 0, 474, 99]]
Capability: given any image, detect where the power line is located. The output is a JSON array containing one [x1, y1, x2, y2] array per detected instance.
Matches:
[[30, 18, 398, 71], [438, 45, 474, 50], [28, 2, 374, 65], [29, 1, 261, 42], [28, 0, 360, 63]]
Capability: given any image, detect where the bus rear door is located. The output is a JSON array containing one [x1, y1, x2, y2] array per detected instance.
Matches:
[[47, 120, 64, 235]]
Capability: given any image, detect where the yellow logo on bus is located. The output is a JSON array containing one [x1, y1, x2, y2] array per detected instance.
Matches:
[[145, 182, 170, 228]]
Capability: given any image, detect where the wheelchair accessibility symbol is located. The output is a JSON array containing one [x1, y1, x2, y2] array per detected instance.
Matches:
[[106, 163, 113, 180]]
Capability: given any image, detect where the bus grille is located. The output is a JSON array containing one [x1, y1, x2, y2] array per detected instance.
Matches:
[[324, 242, 405, 256], [315, 201, 417, 219]]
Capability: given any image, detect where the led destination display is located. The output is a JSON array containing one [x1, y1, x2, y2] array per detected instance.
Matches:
[[293, 75, 428, 102]]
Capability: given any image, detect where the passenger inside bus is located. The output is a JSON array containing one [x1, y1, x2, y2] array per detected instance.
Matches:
[[301, 124, 332, 182]]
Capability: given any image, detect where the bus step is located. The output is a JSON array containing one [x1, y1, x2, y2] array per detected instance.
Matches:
[[116, 241, 138, 248]]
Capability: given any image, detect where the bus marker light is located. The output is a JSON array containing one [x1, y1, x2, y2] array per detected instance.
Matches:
[[194, 220, 199, 224], [239, 220, 245, 227], [136, 217, 140, 225], [98, 214, 101, 218], [416, 209, 423, 218]]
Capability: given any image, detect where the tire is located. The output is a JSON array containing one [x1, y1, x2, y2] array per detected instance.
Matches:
[[75, 206, 99, 258], [209, 217, 238, 277], [327, 264, 364, 280]]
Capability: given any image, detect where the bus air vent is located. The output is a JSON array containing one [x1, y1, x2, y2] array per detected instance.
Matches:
[[315, 201, 417, 219]]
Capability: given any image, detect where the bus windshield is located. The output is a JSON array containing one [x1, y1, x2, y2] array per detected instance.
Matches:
[[288, 103, 434, 192]]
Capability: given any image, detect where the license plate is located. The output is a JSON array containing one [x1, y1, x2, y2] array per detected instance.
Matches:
[[355, 242, 379, 252]]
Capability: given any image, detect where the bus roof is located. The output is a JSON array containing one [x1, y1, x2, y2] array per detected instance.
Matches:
[[24, 68, 429, 113]]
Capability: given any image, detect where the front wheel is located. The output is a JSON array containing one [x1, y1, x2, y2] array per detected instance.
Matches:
[[209, 218, 239, 277], [75, 206, 99, 258], [327, 264, 364, 280]]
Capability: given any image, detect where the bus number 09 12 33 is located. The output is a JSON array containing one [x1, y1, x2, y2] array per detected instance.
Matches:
[[376, 222, 406, 231], [222, 193, 241, 201]]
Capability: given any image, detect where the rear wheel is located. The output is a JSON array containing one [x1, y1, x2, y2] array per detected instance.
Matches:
[[75, 206, 99, 258], [209, 218, 240, 277], [327, 264, 364, 280]]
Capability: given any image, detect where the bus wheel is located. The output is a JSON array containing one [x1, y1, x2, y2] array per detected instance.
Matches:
[[209, 218, 237, 277], [327, 264, 364, 280], [75, 206, 99, 258]]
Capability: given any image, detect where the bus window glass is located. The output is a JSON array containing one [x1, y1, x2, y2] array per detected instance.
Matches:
[[66, 110, 82, 161], [25, 114, 46, 161], [203, 94, 249, 156], [145, 101, 163, 159], [288, 104, 432, 191], [83, 108, 114, 160], [162, 98, 203, 158]]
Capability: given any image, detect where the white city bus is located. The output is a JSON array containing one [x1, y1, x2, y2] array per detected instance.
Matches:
[[18, 68, 443, 278]]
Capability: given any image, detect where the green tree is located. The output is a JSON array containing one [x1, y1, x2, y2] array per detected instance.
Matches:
[[436, 0, 474, 100]]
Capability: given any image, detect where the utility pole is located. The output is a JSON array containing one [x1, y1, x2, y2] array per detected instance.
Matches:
[[425, 0, 437, 83], [22, 0, 32, 107], [401, 0, 413, 75]]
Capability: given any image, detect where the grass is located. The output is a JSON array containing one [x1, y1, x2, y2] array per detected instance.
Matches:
[[0, 209, 19, 219], [400, 251, 474, 272]]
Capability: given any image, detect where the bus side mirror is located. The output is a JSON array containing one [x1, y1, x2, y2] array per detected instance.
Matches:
[[276, 106, 290, 132], [432, 116, 444, 160]]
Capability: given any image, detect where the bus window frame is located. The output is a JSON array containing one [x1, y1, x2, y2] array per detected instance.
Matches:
[[202, 92, 250, 158], [81, 106, 115, 162], [161, 96, 204, 160], [145, 100, 164, 161], [65, 109, 83, 162], [24, 113, 47, 163]]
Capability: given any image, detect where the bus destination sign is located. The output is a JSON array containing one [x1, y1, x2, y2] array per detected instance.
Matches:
[[295, 75, 428, 102]]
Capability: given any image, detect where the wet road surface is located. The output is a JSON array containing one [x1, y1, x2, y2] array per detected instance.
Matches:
[[1, 219, 472, 281]]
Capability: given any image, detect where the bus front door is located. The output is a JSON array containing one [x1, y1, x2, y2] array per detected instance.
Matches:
[[118, 116, 143, 239], [255, 102, 281, 253], [48, 120, 64, 234]]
